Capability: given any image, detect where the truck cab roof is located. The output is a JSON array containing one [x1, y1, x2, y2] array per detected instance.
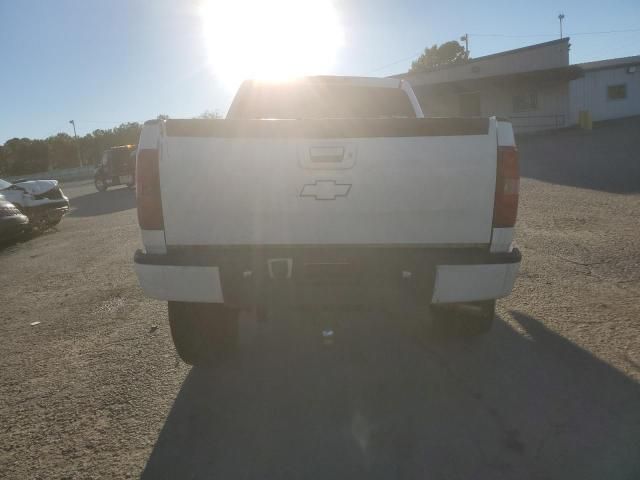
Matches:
[[108, 145, 137, 151], [243, 76, 404, 89], [228, 75, 422, 119]]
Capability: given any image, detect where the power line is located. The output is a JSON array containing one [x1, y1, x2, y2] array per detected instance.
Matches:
[[468, 32, 554, 38], [569, 27, 640, 36], [365, 27, 640, 75], [75, 120, 134, 124], [365, 51, 424, 75], [469, 27, 640, 38]]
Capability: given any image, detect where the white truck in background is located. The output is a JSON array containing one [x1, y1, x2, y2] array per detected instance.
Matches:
[[133, 76, 521, 365]]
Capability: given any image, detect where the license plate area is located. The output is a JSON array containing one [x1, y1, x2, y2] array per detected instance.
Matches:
[[302, 262, 360, 283], [174, 246, 442, 307]]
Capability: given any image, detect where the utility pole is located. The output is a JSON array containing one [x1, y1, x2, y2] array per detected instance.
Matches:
[[69, 120, 82, 167], [460, 33, 469, 55], [558, 13, 565, 39]]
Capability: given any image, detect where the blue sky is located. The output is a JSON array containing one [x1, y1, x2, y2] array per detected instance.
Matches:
[[1, 0, 638, 143]]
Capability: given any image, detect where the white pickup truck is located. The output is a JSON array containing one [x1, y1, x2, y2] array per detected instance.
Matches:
[[134, 76, 521, 365]]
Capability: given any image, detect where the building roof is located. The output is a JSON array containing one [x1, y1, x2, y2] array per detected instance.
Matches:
[[395, 38, 570, 80], [577, 55, 640, 71], [409, 65, 583, 93], [395, 38, 572, 87]]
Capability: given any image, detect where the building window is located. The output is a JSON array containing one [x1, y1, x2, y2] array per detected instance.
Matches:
[[607, 84, 627, 100], [513, 92, 538, 113]]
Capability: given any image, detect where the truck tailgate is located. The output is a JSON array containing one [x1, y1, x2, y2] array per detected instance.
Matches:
[[160, 117, 497, 246]]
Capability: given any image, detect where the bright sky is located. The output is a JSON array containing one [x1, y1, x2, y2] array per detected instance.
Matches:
[[1, 0, 638, 143]]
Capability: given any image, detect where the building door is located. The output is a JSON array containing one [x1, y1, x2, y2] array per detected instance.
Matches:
[[459, 92, 481, 117]]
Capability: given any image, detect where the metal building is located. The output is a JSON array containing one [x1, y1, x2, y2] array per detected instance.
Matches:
[[570, 56, 640, 124], [397, 39, 583, 133]]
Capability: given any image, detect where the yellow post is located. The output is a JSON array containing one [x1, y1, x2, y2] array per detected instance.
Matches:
[[578, 110, 592, 130], [585, 110, 592, 130]]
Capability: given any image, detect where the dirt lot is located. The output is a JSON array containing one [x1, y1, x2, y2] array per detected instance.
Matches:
[[1, 121, 640, 479]]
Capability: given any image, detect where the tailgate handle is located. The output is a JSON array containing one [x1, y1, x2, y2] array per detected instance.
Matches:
[[309, 146, 345, 163], [299, 144, 356, 170]]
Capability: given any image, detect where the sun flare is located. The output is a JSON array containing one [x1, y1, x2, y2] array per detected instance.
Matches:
[[200, 0, 343, 89]]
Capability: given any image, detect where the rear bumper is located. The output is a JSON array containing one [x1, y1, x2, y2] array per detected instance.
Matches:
[[431, 261, 520, 303], [134, 246, 521, 307], [47, 203, 70, 218], [135, 262, 224, 303], [24, 200, 69, 218]]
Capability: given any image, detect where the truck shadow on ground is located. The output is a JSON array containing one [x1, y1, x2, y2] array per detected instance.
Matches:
[[141, 311, 640, 480], [518, 116, 640, 194], [68, 187, 135, 217]]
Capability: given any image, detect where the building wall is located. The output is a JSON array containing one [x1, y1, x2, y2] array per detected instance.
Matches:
[[570, 67, 640, 123], [481, 82, 569, 131], [415, 80, 570, 133]]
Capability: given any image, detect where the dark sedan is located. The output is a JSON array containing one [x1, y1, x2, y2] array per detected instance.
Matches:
[[0, 194, 29, 242]]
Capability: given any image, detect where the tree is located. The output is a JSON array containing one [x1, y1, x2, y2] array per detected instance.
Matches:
[[197, 110, 222, 119], [409, 41, 469, 73], [1, 138, 48, 174], [0, 114, 245, 175], [47, 133, 77, 170], [78, 123, 142, 166]]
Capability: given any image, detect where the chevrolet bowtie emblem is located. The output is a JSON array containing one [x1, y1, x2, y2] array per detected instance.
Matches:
[[300, 180, 351, 200]]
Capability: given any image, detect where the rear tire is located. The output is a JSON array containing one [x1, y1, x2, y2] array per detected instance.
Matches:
[[457, 300, 495, 336], [168, 302, 239, 366], [425, 300, 495, 338]]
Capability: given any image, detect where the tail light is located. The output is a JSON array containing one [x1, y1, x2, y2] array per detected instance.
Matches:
[[136, 149, 164, 230], [493, 146, 519, 227]]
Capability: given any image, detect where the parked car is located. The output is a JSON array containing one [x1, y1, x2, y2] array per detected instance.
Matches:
[[94, 145, 136, 192], [0, 178, 69, 231], [0, 193, 29, 241], [133, 76, 521, 366]]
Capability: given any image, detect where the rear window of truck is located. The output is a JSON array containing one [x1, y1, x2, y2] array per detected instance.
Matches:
[[228, 83, 416, 120]]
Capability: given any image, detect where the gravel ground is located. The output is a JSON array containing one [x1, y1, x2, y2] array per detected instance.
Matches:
[[1, 125, 639, 479]]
